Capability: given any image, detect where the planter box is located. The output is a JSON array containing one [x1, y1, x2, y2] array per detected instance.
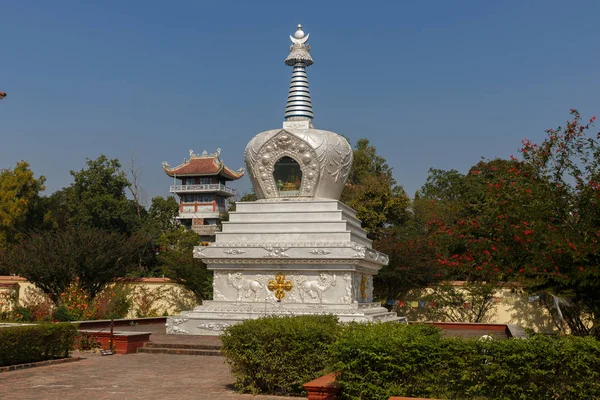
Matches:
[[78, 330, 151, 354], [303, 372, 340, 400]]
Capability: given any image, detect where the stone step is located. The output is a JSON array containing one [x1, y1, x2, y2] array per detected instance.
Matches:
[[215, 231, 372, 247], [221, 221, 349, 233], [137, 347, 222, 356], [229, 210, 363, 226], [236, 200, 352, 213], [143, 342, 222, 350]]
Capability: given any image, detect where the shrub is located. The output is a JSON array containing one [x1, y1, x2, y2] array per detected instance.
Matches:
[[20, 286, 55, 322], [0, 323, 78, 366], [164, 285, 198, 314], [12, 306, 35, 322], [131, 285, 167, 318], [94, 284, 132, 320], [58, 283, 96, 320], [0, 288, 18, 317], [329, 322, 445, 399], [77, 332, 102, 351], [221, 315, 340, 395], [52, 305, 78, 322], [330, 323, 600, 400]]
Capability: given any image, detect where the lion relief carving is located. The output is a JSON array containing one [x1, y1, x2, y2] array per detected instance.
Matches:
[[298, 273, 336, 303], [227, 272, 263, 302]]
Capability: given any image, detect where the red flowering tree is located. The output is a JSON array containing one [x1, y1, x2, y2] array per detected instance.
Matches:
[[427, 111, 599, 337]]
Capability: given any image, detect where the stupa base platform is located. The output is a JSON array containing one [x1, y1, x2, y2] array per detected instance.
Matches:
[[166, 300, 401, 335]]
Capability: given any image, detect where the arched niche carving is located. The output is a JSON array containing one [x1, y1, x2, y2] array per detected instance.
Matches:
[[273, 156, 303, 196], [252, 131, 319, 198]]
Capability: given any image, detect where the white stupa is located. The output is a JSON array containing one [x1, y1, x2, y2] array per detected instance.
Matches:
[[166, 25, 399, 335]]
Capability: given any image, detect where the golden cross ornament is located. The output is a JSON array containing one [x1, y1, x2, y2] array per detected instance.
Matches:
[[267, 273, 293, 302]]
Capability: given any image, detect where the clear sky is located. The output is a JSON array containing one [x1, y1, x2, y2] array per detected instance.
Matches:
[[1, 1, 599, 205]]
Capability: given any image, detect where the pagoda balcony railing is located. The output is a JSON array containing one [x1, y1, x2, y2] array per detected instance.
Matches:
[[170, 184, 237, 196]]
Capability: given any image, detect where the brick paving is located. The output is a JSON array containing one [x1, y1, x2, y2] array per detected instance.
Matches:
[[0, 351, 305, 400]]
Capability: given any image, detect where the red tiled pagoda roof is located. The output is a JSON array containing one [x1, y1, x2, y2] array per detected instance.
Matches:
[[163, 154, 244, 180]]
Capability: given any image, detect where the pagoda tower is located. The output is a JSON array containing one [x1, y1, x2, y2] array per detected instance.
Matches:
[[162, 149, 244, 240], [166, 25, 398, 335]]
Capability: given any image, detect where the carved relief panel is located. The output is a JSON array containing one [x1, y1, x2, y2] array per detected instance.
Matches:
[[214, 270, 347, 305]]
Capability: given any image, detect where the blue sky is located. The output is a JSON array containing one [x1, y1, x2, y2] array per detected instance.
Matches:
[[1, 1, 599, 204]]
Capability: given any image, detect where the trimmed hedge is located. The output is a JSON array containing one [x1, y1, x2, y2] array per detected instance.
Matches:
[[221, 315, 340, 394], [0, 323, 78, 367], [330, 323, 600, 400]]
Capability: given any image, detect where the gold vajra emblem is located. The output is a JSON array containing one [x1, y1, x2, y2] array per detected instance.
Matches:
[[360, 274, 367, 301], [267, 273, 293, 302]]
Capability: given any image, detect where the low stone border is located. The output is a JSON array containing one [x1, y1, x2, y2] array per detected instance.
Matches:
[[0, 356, 82, 373]]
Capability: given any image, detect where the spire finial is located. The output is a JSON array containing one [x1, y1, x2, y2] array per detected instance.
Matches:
[[294, 24, 305, 39], [284, 24, 314, 122]]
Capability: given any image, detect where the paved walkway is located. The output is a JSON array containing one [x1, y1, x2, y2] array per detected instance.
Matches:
[[0, 351, 304, 400]]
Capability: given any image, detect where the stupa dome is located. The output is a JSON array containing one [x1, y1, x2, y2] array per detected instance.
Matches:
[[244, 25, 353, 201]]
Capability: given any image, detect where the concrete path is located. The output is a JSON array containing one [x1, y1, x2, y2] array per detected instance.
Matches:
[[0, 351, 305, 400]]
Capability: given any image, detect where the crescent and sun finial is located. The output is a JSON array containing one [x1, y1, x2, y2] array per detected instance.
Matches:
[[290, 24, 309, 44]]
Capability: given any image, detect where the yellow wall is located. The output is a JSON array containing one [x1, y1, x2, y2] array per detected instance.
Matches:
[[396, 283, 559, 334], [0, 276, 198, 318]]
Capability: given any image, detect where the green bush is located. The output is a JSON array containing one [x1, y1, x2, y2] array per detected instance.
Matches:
[[12, 306, 35, 322], [221, 315, 340, 395], [0, 323, 78, 366], [330, 323, 600, 400], [52, 305, 78, 322], [329, 322, 447, 399]]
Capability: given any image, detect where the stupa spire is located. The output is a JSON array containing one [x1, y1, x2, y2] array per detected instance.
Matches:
[[284, 24, 314, 122]]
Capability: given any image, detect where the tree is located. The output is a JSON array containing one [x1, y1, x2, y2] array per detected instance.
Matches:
[[157, 227, 212, 302], [127, 154, 145, 221], [425, 110, 600, 337], [0, 161, 46, 251], [66, 155, 138, 233], [416, 168, 466, 203], [518, 110, 600, 336], [373, 227, 440, 303], [1, 227, 148, 304], [146, 196, 179, 235], [402, 281, 497, 323], [341, 139, 410, 240]]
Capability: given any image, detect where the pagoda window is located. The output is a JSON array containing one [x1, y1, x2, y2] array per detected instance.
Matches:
[[273, 156, 302, 196], [199, 177, 212, 184], [196, 194, 213, 203]]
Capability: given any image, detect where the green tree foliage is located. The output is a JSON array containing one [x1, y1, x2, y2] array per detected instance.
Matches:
[[146, 196, 179, 234], [416, 168, 466, 202], [1, 227, 147, 304], [0, 161, 46, 250], [157, 227, 212, 302], [341, 139, 410, 240], [66, 155, 138, 233], [339, 139, 421, 301]]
